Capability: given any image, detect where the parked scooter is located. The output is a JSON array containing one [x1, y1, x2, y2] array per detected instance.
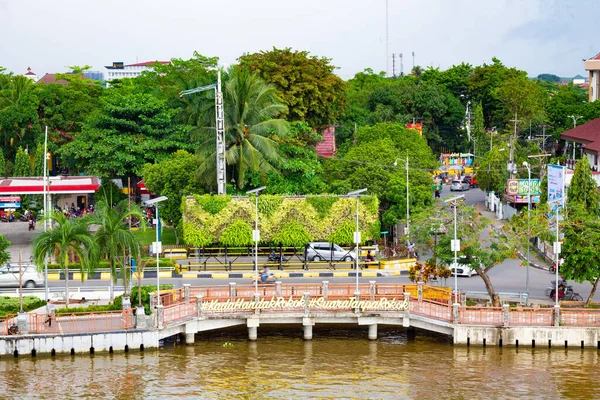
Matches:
[[545, 280, 583, 301]]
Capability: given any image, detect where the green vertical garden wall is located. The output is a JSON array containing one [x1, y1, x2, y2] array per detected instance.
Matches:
[[182, 194, 380, 247]]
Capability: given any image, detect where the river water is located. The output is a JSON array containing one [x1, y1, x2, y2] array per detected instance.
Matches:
[[0, 327, 598, 399]]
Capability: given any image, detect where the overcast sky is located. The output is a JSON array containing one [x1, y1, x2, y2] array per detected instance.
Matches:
[[1, 0, 598, 79]]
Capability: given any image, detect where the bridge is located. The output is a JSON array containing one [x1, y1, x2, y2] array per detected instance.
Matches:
[[153, 282, 600, 348]]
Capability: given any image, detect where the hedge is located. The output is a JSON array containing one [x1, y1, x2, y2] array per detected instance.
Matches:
[[0, 296, 46, 317], [183, 194, 380, 246]]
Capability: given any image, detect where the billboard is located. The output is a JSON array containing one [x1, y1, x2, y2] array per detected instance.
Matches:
[[507, 179, 541, 196], [0, 196, 20, 208], [547, 164, 565, 221]]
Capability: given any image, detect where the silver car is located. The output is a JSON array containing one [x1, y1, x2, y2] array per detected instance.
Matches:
[[450, 180, 469, 191], [305, 242, 357, 262], [0, 265, 44, 288]]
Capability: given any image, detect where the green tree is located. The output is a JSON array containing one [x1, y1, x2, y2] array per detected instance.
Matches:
[[0, 149, 5, 177], [561, 157, 600, 304], [142, 150, 204, 227], [195, 66, 290, 189], [86, 199, 144, 299], [472, 102, 487, 160], [58, 89, 192, 177], [32, 213, 98, 307], [0, 235, 11, 265], [94, 180, 126, 208], [566, 156, 600, 215], [537, 74, 561, 83], [496, 76, 546, 130], [239, 47, 347, 128], [13, 146, 30, 177]]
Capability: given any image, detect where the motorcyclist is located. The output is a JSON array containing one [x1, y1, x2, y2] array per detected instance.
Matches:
[[260, 266, 273, 283]]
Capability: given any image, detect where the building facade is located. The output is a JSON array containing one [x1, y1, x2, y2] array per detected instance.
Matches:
[[104, 61, 170, 84]]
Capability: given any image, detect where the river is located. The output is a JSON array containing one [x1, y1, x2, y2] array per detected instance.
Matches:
[[0, 327, 597, 399]]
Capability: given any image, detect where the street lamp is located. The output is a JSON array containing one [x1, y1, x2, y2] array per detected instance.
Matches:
[[246, 186, 266, 296], [144, 196, 168, 306], [523, 161, 532, 306], [489, 126, 497, 151], [444, 194, 465, 303], [348, 188, 368, 298], [43, 126, 49, 310], [179, 69, 226, 195], [394, 154, 409, 239], [548, 199, 562, 307]]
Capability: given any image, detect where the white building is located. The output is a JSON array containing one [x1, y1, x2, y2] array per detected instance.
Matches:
[[104, 61, 170, 84], [23, 67, 37, 81]]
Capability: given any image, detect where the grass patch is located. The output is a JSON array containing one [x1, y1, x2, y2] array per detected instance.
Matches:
[[132, 227, 177, 246]]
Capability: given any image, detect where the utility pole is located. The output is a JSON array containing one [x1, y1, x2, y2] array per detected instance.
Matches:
[[567, 115, 583, 160], [412, 51, 415, 71], [399, 53, 403, 76], [509, 113, 520, 179], [536, 125, 549, 152], [392, 53, 396, 78], [385, 0, 389, 77]]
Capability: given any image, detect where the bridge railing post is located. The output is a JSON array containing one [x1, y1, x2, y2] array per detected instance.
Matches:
[[554, 304, 561, 327], [156, 305, 164, 330], [254, 293, 261, 316], [183, 284, 190, 302], [149, 293, 156, 311], [503, 304, 510, 327], [304, 292, 310, 315], [452, 303, 460, 325], [417, 282, 423, 301], [196, 295, 203, 318], [229, 283, 237, 298], [354, 291, 361, 314], [322, 281, 329, 299], [369, 281, 376, 301], [276, 281, 282, 297], [403, 292, 410, 327]]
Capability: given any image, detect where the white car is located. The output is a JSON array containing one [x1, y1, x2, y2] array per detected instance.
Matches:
[[305, 242, 357, 262], [449, 259, 481, 277], [450, 180, 469, 191], [0, 265, 44, 288]]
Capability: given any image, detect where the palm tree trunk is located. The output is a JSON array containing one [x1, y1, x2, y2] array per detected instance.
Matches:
[[586, 277, 600, 307], [65, 264, 70, 308], [476, 269, 501, 307]]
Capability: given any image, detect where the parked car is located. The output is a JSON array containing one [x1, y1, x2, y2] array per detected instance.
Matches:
[[448, 258, 482, 277], [450, 179, 469, 191], [0, 265, 44, 288], [305, 242, 357, 262]]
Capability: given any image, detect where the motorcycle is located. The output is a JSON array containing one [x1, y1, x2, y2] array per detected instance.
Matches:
[[252, 274, 277, 284], [545, 280, 583, 301], [28, 220, 35, 231]]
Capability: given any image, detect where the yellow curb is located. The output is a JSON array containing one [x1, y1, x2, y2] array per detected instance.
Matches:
[[211, 273, 229, 279], [159, 271, 172, 278], [333, 272, 349, 277], [361, 271, 378, 277], [242, 273, 255, 278], [100, 272, 111, 280], [48, 273, 60, 281], [72, 273, 86, 281], [181, 272, 197, 279]]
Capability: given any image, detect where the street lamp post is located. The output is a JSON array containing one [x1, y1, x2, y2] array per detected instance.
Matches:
[[246, 186, 266, 296], [523, 161, 532, 306], [179, 69, 226, 195], [43, 126, 49, 310], [444, 195, 465, 302], [145, 196, 168, 306], [394, 154, 409, 239], [348, 188, 368, 298]]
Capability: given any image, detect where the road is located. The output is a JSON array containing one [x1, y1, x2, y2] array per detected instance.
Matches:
[[3, 188, 599, 303]]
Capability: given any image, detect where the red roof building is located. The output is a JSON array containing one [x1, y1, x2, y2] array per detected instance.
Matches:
[[315, 126, 337, 158], [560, 117, 600, 173], [36, 73, 69, 85]]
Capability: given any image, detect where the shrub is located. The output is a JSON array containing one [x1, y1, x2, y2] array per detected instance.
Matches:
[[220, 219, 253, 247], [0, 296, 46, 316], [272, 221, 312, 247], [196, 194, 231, 215], [306, 195, 338, 218]]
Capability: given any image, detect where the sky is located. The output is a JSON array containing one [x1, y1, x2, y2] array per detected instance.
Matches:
[[1, 0, 598, 80]]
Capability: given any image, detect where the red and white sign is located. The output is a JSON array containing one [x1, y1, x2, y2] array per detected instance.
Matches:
[[0, 197, 20, 202]]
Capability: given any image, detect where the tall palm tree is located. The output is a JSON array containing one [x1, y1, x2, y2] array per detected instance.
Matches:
[[194, 66, 290, 189], [85, 199, 145, 300], [32, 212, 98, 307]]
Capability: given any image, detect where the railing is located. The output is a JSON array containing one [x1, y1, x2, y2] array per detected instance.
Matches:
[[509, 308, 554, 326], [561, 309, 600, 327], [0, 314, 17, 335], [411, 300, 452, 322], [163, 300, 197, 324], [28, 309, 135, 334], [458, 306, 504, 326]]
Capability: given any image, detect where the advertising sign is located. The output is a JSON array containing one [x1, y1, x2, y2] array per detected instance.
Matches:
[[506, 179, 541, 196], [547, 164, 565, 221], [0, 196, 20, 208]]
